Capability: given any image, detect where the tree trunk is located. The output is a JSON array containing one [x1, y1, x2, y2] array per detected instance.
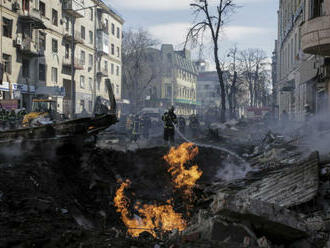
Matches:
[[214, 43, 226, 123]]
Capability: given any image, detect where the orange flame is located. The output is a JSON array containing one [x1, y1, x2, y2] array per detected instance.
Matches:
[[114, 180, 186, 238], [163, 142, 203, 196]]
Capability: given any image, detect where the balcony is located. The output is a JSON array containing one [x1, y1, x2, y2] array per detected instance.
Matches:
[[63, 0, 85, 18], [63, 30, 84, 44], [62, 57, 84, 70], [19, 39, 44, 57], [96, 30, 110, 56], [97, 68, 108, 77], [19, 9, 46, 29], [302, 15, 330, 56]]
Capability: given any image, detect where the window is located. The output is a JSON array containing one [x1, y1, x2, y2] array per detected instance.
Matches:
[[39, 31, 46, 51], [51, 67, 58, 83], [65, 16, 69, 31], [22, 59, 29, 78], [3, 54, 11, 75], [52, 9, 58, 26], [80, 99, 85, 111], [65, 43, 70, 58], [111, 23, 115, 35], [80, 75, 85, 88], [111, 63, 114, 75], [39, 1, 45, 17], [52, 39, 58, 53], [105, 19, 109, 33], [80, 50, 85, 65], [88, 100, 92, 112], [88, 54, 93, 67], [2, 18, 13, 38], [104, 60, 108, 72], [81, 26, 85, 40], [89, 31, 93, 44], [116, 27, 120, 38], [39, 63, 46, 81], [311, 0, 324, 19], [89, 77, 93, 90], [116, 65, 119, 76], [90, 8, 93, 21], [111, 44, 114, 55], [23, 0, 29, 11], [117, 47, 120, 57]]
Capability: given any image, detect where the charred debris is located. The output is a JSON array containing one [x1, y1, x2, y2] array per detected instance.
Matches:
[[1, 119, 330, 248]]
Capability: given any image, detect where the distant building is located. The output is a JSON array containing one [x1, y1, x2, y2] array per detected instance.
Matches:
[[145, 44, 199, 116], [0, 0, 123, 116]]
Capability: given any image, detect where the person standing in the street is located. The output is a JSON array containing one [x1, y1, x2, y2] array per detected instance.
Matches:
[[178, 116, 186, 135], [162, 106, 177, 145]]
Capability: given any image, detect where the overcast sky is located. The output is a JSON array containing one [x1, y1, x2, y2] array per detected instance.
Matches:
[[106, 0, 278, 61]]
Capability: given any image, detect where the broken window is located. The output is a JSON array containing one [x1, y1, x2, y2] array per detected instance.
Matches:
[[2, 18, 13, 38], [39, 64, 46, 81], [22, 59, 29, 78], [39, 1, 46, 17], [52, 9, 58, 26], [3, 54, 11, 75]]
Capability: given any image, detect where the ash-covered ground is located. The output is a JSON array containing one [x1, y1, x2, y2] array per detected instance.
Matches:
[[1, 118, 330, 248]]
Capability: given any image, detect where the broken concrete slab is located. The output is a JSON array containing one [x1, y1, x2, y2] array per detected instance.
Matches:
[[181, 216, 257, 245], [210, 194, 309, 243], [238, 152, 319, 207]]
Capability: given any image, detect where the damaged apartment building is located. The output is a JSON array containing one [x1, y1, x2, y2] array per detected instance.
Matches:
[[275, 0, 330, 120], [0, 0, 123, 116]]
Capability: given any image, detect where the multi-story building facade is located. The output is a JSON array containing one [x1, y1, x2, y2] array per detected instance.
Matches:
[[145, 44, 199, 116], [0, 0, 123, 117], [276, 0, 330, 120]]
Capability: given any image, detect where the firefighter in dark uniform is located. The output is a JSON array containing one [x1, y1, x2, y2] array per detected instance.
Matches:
[[162, 106, 177, 145], [178, 116, 186, 135]]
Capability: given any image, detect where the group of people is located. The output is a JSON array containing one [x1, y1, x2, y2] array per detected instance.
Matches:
[[0, 105, 26, 130], [162, 106, 200, 145], [126, 114, 152, 141]]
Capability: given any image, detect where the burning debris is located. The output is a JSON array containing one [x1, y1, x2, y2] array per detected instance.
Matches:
[[114, 179, 186, 238]]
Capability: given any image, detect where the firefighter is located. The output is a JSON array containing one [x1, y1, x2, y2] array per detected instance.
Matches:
[[178, 116, 186, 135], [189, 114, 200, 138], [162, 106, 177, 145]]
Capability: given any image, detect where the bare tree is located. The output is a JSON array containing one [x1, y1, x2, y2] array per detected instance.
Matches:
[[122, 28, 159, 113], [226, 45, 238, 119], [238, 48, 267, 107], [186, 0, 236, 123]]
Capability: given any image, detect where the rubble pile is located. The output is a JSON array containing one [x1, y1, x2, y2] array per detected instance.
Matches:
[[2, 126, 330, 247]]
